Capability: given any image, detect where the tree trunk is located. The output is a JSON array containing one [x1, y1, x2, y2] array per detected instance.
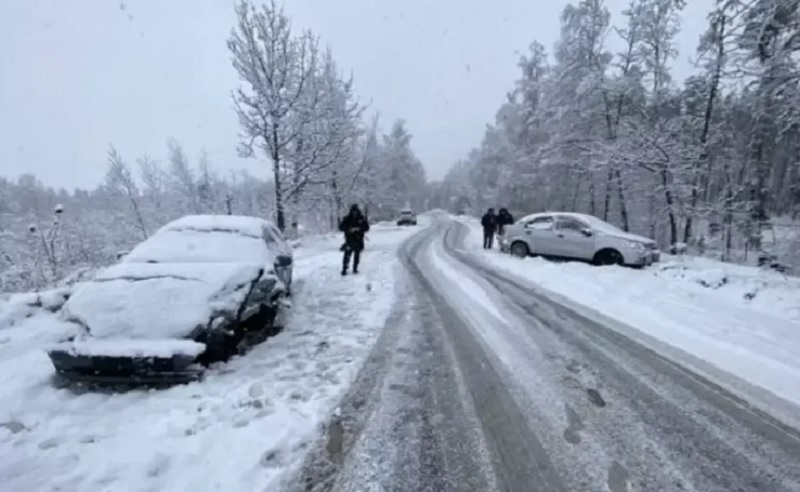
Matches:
[[614, 169, 630, 231], [271, 126, 286, 231], [571, 172, 582, 211], [684, 14, 725, 245], [723, 169, 734, 262], [129, 196, 148, 241], [660, 168, 678, 249], [603, 168, 613, 221]]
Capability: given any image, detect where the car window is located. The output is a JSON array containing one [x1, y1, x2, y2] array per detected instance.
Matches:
[[267, 224, 285, 242], [526, 216, 553, 229], [556, 217, 588, 232], [263, 226, 277, 244]]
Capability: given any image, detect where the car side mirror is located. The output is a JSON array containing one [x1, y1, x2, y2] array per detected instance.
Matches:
[[581, 227, 593, 237], [275, 255, 292, 267]]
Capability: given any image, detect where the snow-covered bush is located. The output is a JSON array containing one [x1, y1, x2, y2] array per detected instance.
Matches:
[[0, 287, 73, 330]]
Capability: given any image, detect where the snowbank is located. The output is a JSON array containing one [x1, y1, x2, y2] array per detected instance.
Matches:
[[0, 287, 72, 330], [0, 222, 422, 492], [457, 217, 800, 409]]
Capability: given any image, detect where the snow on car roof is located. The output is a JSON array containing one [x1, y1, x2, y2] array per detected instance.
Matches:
[[124, 229, 274, 265], [62, 262, 267, 340], [160, 214, 275, 239], [516, 211, 653, 240]]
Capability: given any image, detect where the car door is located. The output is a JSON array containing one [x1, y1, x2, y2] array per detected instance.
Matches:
[[553, 216, 595, 260], [262, 225, 293, 288], [522, 215, 560, 255]]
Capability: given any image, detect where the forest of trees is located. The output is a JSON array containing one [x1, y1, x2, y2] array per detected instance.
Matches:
[[0, 0, 426, 293], [439, 0, 800, 265]]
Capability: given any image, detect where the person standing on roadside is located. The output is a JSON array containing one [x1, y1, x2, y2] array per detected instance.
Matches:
[[481, 208, 497, 249], [339, 204, 370, 275], [497, 208, 514, 236]]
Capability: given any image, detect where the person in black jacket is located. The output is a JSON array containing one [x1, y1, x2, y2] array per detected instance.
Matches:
[[339, 204, 370, 275], [480, 208, 497, 249], [497, 208, 514, 236]]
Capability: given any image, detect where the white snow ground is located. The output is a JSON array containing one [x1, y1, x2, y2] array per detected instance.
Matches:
[[0, 220, 423, 492], [455, 215, 800, 412]]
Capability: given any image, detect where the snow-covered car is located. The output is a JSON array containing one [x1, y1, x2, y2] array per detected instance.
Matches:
[[498, 212, 660, 267], [47, 215, 294, 384], [396, 208, 417, 226]]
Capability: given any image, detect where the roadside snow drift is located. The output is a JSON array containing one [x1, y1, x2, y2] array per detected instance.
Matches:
[[455, 215, 800, 410], [0, 220, 424, 492]]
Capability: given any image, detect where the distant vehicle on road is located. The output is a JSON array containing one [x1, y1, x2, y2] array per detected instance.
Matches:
[[397, 208, 418, 226], [499, 212, 660, 267], [47, 215, 294, 385]]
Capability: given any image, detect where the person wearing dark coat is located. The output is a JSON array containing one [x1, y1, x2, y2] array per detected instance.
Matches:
[[497, 208, 514, 235], [339, 204, 370, 275], [480, 208, 497, 249]]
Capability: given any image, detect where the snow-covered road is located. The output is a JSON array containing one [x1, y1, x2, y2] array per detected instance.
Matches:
[[0, 222, 421, 492], [295, 215, 800, 492], [4, 214, 800, 492]]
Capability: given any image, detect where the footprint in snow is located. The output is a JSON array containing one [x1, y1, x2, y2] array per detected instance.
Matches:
[[0, 420, 27, 434], [147, 452, 171, 478], [248, 382, 265, 399], [38, 437, 60, 450]]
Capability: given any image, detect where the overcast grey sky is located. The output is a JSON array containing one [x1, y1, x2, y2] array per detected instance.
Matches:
[[0, 0, 712, 190]]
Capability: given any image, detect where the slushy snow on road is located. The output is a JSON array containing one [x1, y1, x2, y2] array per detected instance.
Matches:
[[455, 215, 800, 416]]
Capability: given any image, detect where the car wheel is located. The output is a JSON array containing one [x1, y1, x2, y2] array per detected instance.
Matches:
[[198, 330, 236, 365], [593, 249, 623, 266], [510, 241, 529, 258]]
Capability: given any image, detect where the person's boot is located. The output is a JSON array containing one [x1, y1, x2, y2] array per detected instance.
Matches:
[[341, 268, 347, 276]]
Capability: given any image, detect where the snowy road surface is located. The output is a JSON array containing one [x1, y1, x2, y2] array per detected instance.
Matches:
[[295, 216, 800, 492]]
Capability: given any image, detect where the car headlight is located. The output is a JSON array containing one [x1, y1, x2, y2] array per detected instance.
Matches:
[[628, 241, 646, 251]]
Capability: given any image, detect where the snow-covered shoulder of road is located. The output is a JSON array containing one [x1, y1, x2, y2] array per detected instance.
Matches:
[[0, 221, 423, 492], [454, 215, 800, 414]]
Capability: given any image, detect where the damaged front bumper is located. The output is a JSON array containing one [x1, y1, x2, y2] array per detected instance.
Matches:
[[48, 349, 203, 385]]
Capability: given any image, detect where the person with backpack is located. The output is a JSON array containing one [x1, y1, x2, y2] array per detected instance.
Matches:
[[339, 204, 370, 275], [480, 208, 497, 249]]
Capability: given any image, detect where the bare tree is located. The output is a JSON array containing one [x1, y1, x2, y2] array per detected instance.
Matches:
[[106, 146, 148, 240], [228, 0, 319, 230]]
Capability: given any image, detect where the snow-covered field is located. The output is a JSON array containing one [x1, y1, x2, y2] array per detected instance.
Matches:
[[0, 220, 424, 492], [455, 215, 800, 414]]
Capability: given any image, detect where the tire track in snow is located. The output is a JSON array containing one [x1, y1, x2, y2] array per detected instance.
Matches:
[[290, 225, 501, 492], [441, 219, 800, 492]]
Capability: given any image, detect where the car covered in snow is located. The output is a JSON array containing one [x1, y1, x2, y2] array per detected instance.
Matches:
[[396, 208, 417, 226], [47, 215, 294, 384], [498, 212, 660, 267]]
